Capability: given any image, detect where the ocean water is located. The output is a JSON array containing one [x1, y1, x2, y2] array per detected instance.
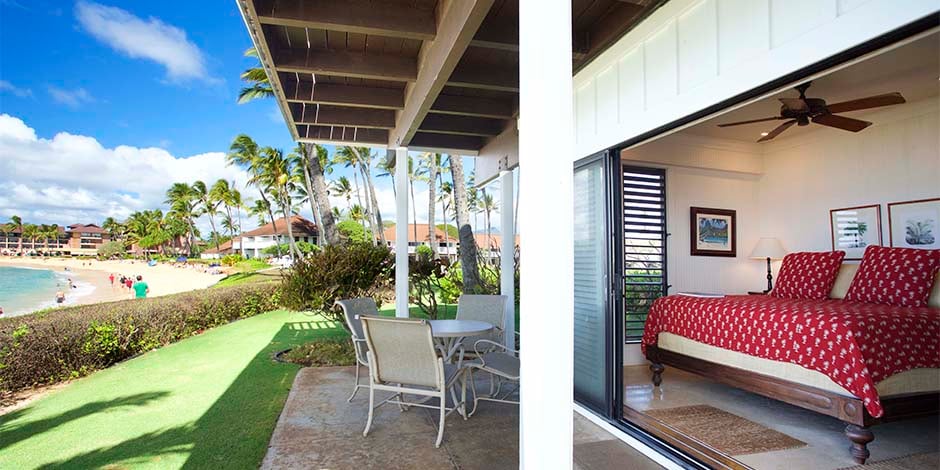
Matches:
[[0, 266, 93, 316]]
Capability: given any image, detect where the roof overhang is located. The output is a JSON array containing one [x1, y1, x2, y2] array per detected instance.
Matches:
[[236, 0, 663, 154]]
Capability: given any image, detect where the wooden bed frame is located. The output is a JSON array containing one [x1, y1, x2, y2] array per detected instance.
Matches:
[[645, 344, 940, 465]]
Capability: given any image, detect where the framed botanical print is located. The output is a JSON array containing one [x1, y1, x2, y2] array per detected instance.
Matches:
[[888, 198, 940, 249], [830, 204, 882, 260], [690, 207, 736, 257]]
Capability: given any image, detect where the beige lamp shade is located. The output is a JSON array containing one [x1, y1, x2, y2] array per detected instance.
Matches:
[[749, 238, 787, 259]]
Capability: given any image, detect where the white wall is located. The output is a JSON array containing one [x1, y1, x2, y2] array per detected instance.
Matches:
[[573, 0, 938, 159], [758, 98, 940, 254]]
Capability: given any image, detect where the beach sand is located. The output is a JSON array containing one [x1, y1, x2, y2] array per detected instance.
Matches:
[[0, 257, 223, 314]]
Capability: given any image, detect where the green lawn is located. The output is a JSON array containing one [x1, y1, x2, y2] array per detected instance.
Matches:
[[0, 310, 347, 470], [212, 271, 280, 288]]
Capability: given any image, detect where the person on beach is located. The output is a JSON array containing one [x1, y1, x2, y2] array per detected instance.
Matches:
[[55, 290, 65, 305], [109, 273, 115, 288], [132, 275, 149, 299]]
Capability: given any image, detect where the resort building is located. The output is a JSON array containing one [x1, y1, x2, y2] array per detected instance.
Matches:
[[235, 215, 318, 259], [381, 223, 457, 257], [0, 223, 108, 256], [238, 1, 940, 468], [200, 237, 241, 259]]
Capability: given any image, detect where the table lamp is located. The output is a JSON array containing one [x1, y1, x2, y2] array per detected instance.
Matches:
[[749, 238, 787, 293]]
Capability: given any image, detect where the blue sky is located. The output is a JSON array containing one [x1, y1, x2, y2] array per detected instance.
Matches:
[[0, 1, 498, 233], [0, 0, 291, 155]]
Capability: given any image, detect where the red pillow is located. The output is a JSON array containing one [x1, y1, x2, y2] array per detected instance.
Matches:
[[844, 245, 940, 307], [770, 251, 846, 300]]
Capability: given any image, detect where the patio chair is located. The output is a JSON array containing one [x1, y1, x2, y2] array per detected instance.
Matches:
[[360, 316, 467, 448], [463, 339, 520, 417], [336, 298, 379, 402], [455, 294, 507, 361]]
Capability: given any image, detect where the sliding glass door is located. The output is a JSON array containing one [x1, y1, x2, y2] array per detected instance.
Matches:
[[573, 151, 622, 415]]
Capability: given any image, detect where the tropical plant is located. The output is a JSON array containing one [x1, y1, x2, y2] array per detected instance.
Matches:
[[331, 176, 354, 210], [237, 47, 274, 104], [336, 220, 369, 244], [278, 243, 393, 324], [165, 182, 198, 255], [480, 191, 498, 256], [448, 155, 481, 292], [228, 135, 282, 257], [8, 215, 23, 252], [192, 180, 223, 253], [421, 152, 440, 256], [300, 142, 340, 246]]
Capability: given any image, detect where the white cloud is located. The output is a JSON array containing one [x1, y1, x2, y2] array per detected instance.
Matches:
[[0, 114, 249, 229], [0, 80, 32, 98], [75, 1, 215, 84], [47, 86, 95, 108]]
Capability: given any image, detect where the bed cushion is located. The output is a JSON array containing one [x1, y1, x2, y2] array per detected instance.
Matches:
[[770, 251, 845, 300], [844, 245, 940, 308]]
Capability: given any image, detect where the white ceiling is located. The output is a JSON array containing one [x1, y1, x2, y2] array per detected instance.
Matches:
[[681, 31, 940, 143]]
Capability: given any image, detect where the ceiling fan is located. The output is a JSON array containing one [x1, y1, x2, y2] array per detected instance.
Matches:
[[717, 82, 906, 142]]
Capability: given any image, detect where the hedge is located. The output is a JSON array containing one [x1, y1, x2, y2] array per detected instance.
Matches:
[[0, 283, 280, 394]]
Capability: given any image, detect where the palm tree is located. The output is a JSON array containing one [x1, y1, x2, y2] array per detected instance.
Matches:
[[288, 143, 323, 244], [21, 223, 39, 252], [8, 215, 23, 253], [376, 156, 396, 198], [421, 152, 441, 256], [408, 155, 421, 245], [260, 146, 301, 259], [229, 134, 282, 256], [337, 146, 386, 245], [438, 180, 454, 254], [165, 182, 198, 256], [192, 180, 223, 253], [237, 47, 274, 104], [331, 176, 354, 211], [348, 204, 367, 224], [40, 224, 58, 253], [302, 143, 339, 246], [480, 191, 497, 254], [449, 157, 481, 292], [102, 217, 122, 240]]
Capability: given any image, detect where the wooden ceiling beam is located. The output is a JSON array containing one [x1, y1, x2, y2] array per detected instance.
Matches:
[[290, 103, 396, 129], [419, 114, 505, 137], [274, 49, 417, 82], [283, 81, 405, 110], [409, 132, 485, 153], [446, 62, 519, 92], [255, 0, 436, 41], [297, 125, 389, 146], [389, 0, 495, 147], [429, 94, 514, 119]]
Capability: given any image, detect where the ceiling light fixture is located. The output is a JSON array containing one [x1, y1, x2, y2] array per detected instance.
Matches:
[[760, 132, 769, 136]]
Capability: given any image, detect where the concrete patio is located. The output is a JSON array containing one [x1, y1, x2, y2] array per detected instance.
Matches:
[[262, 366, 663, 469]]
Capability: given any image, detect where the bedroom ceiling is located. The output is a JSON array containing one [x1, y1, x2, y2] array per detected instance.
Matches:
[[681, 31, 939, 144]]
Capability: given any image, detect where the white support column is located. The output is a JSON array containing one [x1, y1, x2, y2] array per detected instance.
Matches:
[[499, 168, 515, 351], [519, 0, 574, 468], [395, 147, 410, 318]]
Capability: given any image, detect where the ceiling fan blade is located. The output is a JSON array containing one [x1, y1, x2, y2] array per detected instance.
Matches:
[[779, 98, 809, 113], [825, 92, 906, 114], [757, 120, 796, 142], [812, 113, 872, 132], [717, 116, 784, 127]]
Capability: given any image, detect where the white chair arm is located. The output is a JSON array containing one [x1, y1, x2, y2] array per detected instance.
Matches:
[[473, 339, 519, 357]]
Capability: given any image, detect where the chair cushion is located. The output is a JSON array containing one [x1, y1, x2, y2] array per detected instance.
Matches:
[[844, 245, 940, 308], [770, 251, 846, 300], [470, 352, 520, 379]]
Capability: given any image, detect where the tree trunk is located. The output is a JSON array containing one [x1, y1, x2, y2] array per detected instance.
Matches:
[[410, 180, 418, 246], [427, 155, 438, 257], [450, 156, 481, 293], [304, 143, 340, 245], [301, 160, 323, 246], [207, 208, 221, 253], [258, 189, 282, 257], [282, 195, 300, 259], [363, 163, 386, 245], [359, 165, 379, 245]]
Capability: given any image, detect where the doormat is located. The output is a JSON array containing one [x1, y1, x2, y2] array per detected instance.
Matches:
[[644, 404, 806, 456], [838, 452, 939, 470]]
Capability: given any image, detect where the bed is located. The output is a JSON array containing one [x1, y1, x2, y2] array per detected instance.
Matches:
[[643, 264, 940, 465]]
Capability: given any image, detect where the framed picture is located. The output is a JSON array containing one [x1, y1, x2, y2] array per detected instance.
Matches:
[[690, 207, 736, 257], [888, 198, 940, 249], [829, 204, 882, 260]]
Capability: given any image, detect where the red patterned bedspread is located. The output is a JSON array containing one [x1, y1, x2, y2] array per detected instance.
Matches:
[[642, 295, 940, 417]]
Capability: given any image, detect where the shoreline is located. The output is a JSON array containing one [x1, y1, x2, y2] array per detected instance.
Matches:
[[0, 257, 224, 317]]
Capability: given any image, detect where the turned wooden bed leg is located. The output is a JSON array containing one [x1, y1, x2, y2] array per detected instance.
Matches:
[[650, 363, 664, 387], [845, 424, 874, 464]]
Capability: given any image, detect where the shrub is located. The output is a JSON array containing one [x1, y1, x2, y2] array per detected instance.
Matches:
[[279, 243, 393, 324], [262, 241, 319, 256], [336, 220, 369, 244], [282, 338, 355, 367], [0, 283, 280, 394], [96, 240, 126, 258], [409, 251, 450, 319], [415, 244, 434, 258], [221, 254, 244, 266]]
